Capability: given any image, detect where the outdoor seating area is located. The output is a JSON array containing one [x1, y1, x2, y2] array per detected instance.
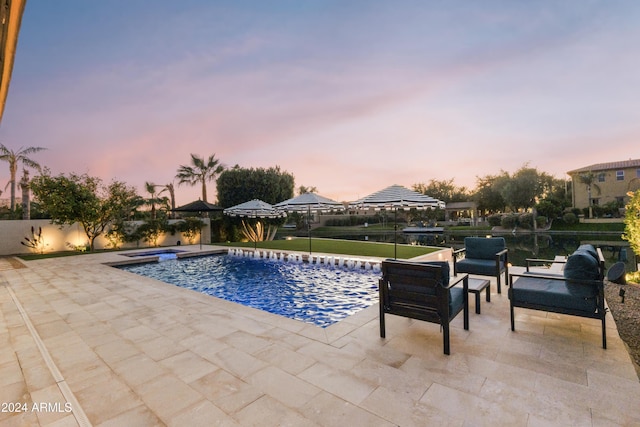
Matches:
[[1, 246, 639, 426]]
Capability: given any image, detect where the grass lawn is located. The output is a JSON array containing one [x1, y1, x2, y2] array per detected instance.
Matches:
[[217, 238, 441, 259]]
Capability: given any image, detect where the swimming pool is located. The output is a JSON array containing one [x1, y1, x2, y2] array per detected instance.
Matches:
[[116, 254, 380, 327]]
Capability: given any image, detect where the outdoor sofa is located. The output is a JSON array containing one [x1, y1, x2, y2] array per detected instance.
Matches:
[[508, 244, 608, 348]]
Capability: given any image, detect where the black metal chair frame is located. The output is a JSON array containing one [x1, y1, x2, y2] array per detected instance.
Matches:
[[379, 260, 469, 355]]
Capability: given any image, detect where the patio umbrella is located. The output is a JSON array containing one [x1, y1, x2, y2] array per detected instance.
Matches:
[[172, 199, 223, 248], [223, 199, 286, 249], [274, 193, 344, 254], [173, 199, 223, 213], [348, 185, 445, 258]]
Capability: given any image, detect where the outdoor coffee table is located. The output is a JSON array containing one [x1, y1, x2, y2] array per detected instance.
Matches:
[[457, 278, 491, 314]]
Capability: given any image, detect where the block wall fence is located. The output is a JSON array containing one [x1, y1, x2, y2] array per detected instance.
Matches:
[[0, 219, 211, 256]]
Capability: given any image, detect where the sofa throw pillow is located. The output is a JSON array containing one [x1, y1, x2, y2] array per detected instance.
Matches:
[[564, 249, 600, 282], [576, 244, 598, 262]]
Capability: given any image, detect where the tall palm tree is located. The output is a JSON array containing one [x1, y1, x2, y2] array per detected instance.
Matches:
[[144, 181, 158, 220], [19, 169, 31, 220], [176, 153, 225, 203], [0, 144, 46, 212], [578, 171, 601, 218], [160, 182, 176, 218]]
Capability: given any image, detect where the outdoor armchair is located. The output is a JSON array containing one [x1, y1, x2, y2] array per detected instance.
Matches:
[[379, 260, 469, 355], [453, 237, 508, 294]]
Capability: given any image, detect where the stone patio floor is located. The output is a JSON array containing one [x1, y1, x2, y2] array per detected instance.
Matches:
[[1, 246, 639, 426]]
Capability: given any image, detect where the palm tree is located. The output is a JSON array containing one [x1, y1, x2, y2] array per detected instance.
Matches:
[[298, 185, 318, 195], [578, 171, 601, 218], [176, 154, 225, 203], [160, 182, 176, 218], [144, 182, 159, 220], [19, 169, 31, 220], [0, 144, 46, 212]]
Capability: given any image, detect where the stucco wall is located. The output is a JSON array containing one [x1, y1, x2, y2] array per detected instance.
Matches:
[[0, 219, 210, 256]]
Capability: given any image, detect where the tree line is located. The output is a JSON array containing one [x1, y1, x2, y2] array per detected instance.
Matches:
[[0, 142, 611, 251]]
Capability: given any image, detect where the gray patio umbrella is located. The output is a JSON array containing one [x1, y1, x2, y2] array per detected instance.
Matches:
[[274, 193, 344, 254], [348, 185, 445, 258], [172, 199, 223, 248], [223, 199, 286, 249], [173, 199, 223, 213]]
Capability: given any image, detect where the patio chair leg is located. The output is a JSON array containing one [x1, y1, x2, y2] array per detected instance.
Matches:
[[443, 323, 450, 355], [510, 303, 515, 331]]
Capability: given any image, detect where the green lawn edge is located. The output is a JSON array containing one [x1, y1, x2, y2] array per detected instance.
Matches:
[[217, 238, 440, 259]]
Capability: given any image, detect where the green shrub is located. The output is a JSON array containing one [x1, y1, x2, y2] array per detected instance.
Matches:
[[623, 190, 640, 258], [535, 200, 561, 219], [517, 213, 534, 229], [487, 214, 502, 227], [501, 214, 517, 229], [176, 218, 204, 245], [563, 212, 578, 225], [536, 215, 548, 228]]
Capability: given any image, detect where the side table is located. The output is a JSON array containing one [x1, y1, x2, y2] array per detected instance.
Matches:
[[464, 278, 491, 314]]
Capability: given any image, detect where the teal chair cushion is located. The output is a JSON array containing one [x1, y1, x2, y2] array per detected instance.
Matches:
[[449, 286, 465, 314], [456, 258, 504, 276], [419, 261, 450, 285], [464, 237, 506, 260], [387, 261, 459, 313]]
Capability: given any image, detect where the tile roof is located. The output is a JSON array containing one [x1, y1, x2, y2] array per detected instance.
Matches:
[[567, 158, 640, 174]]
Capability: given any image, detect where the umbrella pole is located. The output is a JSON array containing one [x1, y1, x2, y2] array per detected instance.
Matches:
[[308, 205, 312, 255], [394, 208, 397, 259]]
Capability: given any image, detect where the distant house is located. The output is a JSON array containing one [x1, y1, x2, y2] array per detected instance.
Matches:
[[567, 159, 640, 209]]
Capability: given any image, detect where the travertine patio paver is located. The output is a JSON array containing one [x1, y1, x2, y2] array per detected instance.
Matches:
[[0, 246, 639, 426]]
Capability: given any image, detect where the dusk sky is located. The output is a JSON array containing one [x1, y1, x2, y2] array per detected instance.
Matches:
[[1, 1, 639, 205]]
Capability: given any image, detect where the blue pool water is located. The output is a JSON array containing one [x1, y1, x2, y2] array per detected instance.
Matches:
[[117, 254, 380, 327], [124, 249, 185, 258]]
